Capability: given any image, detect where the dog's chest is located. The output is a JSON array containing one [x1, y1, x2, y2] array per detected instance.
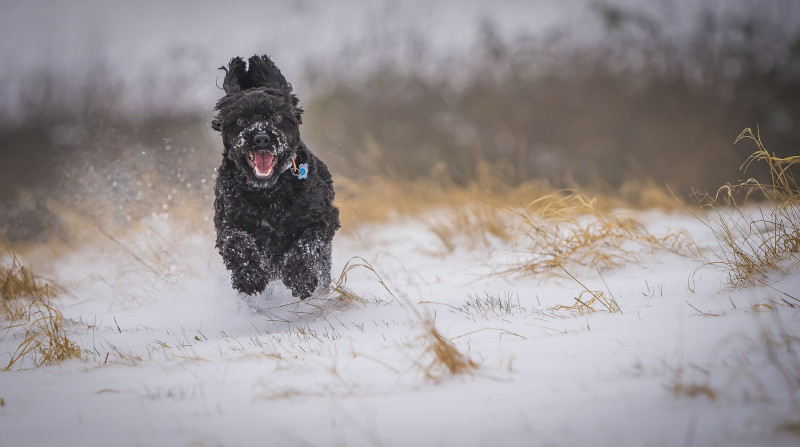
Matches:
[[244, 200, 285, 231], [236, 189, 296, 232], [258, 216, 275, 230], [256, 203, 283, 231]]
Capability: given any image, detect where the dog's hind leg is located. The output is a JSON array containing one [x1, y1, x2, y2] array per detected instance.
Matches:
[[217, 228, 269, 295]]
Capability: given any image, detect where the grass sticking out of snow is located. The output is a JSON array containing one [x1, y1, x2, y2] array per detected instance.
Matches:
[[331, 256, 479, 380], [551, 264, 622, 315], [456, 291, 522, 319], [416, 314, 479, 381], [1, 239, 50, 321], [1, 240, 80, 371], [340, 169, 698, 272], [2, 140, 799, 444], [499, 190, 700, 278], [691, 127, 800, 298], [2, 300, 82, 371], [329, 256, 400, 307]]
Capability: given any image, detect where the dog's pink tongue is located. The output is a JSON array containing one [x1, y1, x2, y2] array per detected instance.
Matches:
[[254, 152, 274, 173]]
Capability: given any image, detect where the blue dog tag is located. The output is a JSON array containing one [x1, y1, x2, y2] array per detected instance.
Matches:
[[297, 163, 309, 179]]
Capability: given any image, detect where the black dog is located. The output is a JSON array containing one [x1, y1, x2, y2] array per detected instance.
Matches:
[[212, 55, 340, 299]]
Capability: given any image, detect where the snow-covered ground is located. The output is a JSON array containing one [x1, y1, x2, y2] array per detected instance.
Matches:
[[2, 206, 799, 446]]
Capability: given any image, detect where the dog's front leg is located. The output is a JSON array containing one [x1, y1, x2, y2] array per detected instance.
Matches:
[[281, 229, 333, 300], [217, 227, 269, 295]]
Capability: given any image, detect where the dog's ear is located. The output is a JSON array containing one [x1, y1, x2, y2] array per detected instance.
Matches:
[[220, 57, 248, 94], [291, 94, 303, 124], [247, 55, 291, 90]]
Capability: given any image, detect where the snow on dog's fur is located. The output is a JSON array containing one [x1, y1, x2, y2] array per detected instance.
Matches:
[[212, 55, 340, 299]]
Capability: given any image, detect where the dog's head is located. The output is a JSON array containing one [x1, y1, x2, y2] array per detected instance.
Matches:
[[212, 55, 303, 189]]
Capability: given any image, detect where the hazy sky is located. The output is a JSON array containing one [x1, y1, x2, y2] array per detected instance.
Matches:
[[0, 0, 793, 118]]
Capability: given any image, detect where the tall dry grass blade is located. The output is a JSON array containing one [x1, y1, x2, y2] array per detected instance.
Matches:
[[1, 238, 80, 370], [417, 315, 479, 381], [3, 300, 82, 371], [693, 127, 800, 289], [94, 225, 160, 276], [327, 255, 478, 379], [1, 238, 56, 320], [328, 256, 402, 306], [502, 190, 699, 278], [552, 264, 622, 314]]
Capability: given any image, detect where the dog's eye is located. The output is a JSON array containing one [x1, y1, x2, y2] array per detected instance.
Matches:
[[271, 114, 282, 123], [237, 117, 248, 127]]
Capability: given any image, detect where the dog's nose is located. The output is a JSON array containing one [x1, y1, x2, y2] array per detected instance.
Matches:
[[253, 133, 271, 148]]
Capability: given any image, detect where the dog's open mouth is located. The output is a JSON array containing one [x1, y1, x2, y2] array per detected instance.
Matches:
[[246, 150, 277, 178]]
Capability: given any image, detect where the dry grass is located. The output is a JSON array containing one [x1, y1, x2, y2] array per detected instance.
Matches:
[[327, 255, 479, 379], [328, 256, 403, 308], [2, 300, 82, 371], [334, 162, 680, 232], [337, 165, 695, 274], [456, 291, 522, 319], [551, 264, 622, 315], [427, 200, 515, 254], [667, 362, 717, 402], [241, 256, 396, 335], [669, 380, 717, 401], [417, 314, 479, 381], [692, 127, 800, 293], [1, 239, 81, 371], [1, 239, 54, 320], [326, 255, 478, 380], [505, 190, 699, 277]]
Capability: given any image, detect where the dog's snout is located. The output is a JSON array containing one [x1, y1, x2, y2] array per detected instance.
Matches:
[[253, 133, 271, 148]]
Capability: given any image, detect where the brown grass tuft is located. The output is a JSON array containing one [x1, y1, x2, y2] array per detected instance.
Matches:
[[692, 127, 800, 292], [337, 167, 694, 270], [669, 380, 717, 401], [1, 239, 54, 320], [417, 315, 479, 380], [3, 300, 82, 371], [325, 255, 478, 380], [505, 190, 699, 277], [667, 363, 717, 402], [1, 238, 81, 371], [551, 264, 622, 315], [334, 161, 681, 233], [328, 256, 401, 306]]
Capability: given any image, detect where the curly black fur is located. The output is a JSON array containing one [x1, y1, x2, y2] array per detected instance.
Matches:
[[212, 55, 340, 299]]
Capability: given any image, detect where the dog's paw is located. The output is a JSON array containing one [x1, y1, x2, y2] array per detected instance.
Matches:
[[232, 263, 269, 295], [281, 264, 315, 300], [280, 238, 333, 300], [218, 229, 269, 295]]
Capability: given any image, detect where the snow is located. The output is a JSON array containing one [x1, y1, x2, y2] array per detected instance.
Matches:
[[2, 207, 799, 446]]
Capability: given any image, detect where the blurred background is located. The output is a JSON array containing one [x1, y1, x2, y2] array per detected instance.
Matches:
[[1, 0, 799, 241]]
